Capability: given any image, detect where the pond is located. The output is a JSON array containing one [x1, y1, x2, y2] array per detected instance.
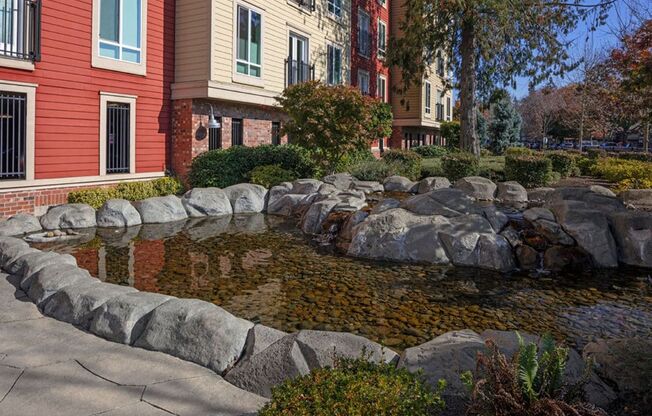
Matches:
[[32, 214, 652, 351]]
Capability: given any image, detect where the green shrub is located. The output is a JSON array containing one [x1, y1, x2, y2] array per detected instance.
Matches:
[[350, 160, 397, 182], [440, 120, 460, 148], [545, 152, 575, 178], [505, 155, 552, 188], [249, 165, 297, 188], [412, 145, 449, 158], [259, 357, 446, 416], [478, 165, 505, 182], [420, 158, 444, 178], [591, 158, 652, 190], [441, 152, 479, 181], [334, 148, 376, 173], [480, 148, 494, 157], [575, 157, 595, 176], [609, 151, 652, 162], [504, 147, 534, 157], [381, 149, 422, 180], [189, 145, 317, 188], [67, 177, 183, 209], [586, 148, 606, 159]]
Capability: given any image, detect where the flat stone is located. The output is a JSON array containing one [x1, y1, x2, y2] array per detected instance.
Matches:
[[291, 179, 323, 194], [383, 175, 418, 193], [134, 298, 254, 374], [454, 176, 497, 200], [96, 199, 143, 227], [350, 180, 383, 194], [0, 365, 22, 401], [609, 211, 652, 268], [402, 188, 482, 217], [0, 213, 42, 237], [40, 203, 97, 230], [589, 185, 616, 198], [181, 187, 233, 217], [371, 198, 401, 214], [417, 177, 451, 194], [27, 264, 94, 307], [223, 183, 268, 214], [90, 292, 174, 345], [132, 195, 188, 224], [497, 181, 528, 203], [98, 402, 173, 416], [317, 183, 339, 196], [547, 187, 626, 216], [323, 173, 355, 191], [267, 193, 314, 217], [0, 360, 142, 416], [143, 375, 267, 416], [332, 194, 367, 213], [42, 280, 138, 329], [523, 207, 555, 223], [481, 206, 509, 232], [620, 189, 652, 210]]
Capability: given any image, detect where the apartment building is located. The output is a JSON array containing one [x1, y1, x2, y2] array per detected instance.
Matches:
[[0, 0, 174, 218], [389, 0, 452, 149], [350, 0, 389, 153], [170, 0, 352, 178]]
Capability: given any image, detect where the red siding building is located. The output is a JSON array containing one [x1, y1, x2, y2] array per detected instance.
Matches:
[[0, 0, 173, 218], [351, 0, 390, 153]]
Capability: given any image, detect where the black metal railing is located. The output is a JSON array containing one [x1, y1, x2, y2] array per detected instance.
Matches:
[[209, 124, 222, 150], [0, 91, 26, 180], [286, 58, 314, 86], [0, 0, 41, 62], [271, 121, 281, 145], [106, 102, 131, 174], [291, 0, 315, 11], [231, 118, 243, 146]]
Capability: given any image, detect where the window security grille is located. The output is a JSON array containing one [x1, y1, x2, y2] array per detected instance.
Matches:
[[0, 90, 26, 180], [106, 102, 130, 174]]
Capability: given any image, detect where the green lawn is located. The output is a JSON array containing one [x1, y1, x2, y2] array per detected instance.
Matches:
[[421, 156, 505, 180]]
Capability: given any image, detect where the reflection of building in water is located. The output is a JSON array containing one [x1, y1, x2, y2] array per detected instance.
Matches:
[[242, 249, 272, 270], [94, 239, 166, 292]]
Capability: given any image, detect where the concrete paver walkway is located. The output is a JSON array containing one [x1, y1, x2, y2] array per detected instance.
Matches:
[[0, 273, 267, 416]]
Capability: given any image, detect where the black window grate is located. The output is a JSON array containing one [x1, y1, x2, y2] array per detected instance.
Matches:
[[231, 118, 243, 146], [0, 90, 26, 180], [106, 102, 130, 174], [0, 0, 41, 62], [271, 122, 281, 145], [209, 121, 222, 150]]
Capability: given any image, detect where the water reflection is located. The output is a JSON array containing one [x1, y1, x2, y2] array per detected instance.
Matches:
[[33, 214, 652, 351]]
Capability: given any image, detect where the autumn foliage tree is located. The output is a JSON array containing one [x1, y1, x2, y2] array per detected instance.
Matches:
[[277, 81, 393, 173]]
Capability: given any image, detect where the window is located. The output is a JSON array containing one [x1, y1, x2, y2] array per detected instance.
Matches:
[[99, 92, 136, 176], [377, 20, 387, 57], [357, 10, 370, 57], [378, 0, 386, 7], [424, 81, 431, 115], [99, 0, 142, 63], [271, 121, 281, 145], [209, 120, 222, 150], [327, 44, 342, 85], [288, 32, 310, 86], [436, 89, 443, 120], [0, 0, 40, 64], [446, 97, 451, 120], [358, 70, 369, 95], [327, 0, 341, 18], [377, 75, 386, 102], [0, 91, 26, 180], [231, 118, 243, 146], [236, 5, 262, 78]]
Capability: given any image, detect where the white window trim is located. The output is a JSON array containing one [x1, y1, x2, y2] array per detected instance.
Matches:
[[232, 2, 265, 87], [377, 74, 387, 102], [357, 69, 369, 95], [377, 19, 387, 57], [424, 81, 431, 115], [327, 0, 342, 20], [91, 0, 147, 76], [378, 0, 387, 8], [0, 80, 36, 184], [99, 92, 136, 176], [326, 43, 343, 85]]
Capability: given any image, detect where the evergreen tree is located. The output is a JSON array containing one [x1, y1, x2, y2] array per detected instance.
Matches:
[[488, 99, 522, 155], [477, 109, 488, 146]]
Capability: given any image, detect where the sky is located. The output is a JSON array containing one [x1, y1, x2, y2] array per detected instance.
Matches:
[[508, 0, 651, 99]]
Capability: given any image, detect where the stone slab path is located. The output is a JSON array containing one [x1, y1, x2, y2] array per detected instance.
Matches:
[[0, 273, 267, 416]]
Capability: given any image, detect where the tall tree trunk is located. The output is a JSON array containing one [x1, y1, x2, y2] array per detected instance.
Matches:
[[459, 19, 479, 156], [645, 117, 650, 153], [579, 90, 586, 152]]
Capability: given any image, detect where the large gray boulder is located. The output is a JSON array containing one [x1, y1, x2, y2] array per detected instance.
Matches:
[[132, 195, 188, 224], [527, 187, 555, 203], [0, 213, 42, 236], [609, 211, 652, 268], [267, 182, 292, 207], [135, 298, 254, 374], [268, 194, 315, 217], [240, 324, 288, 361], [371, 198, 401, 215], [533, 219, 575, 246], [8, 250, 76, 278], [223, 183, 268, 213], [181, 188, 232, 217], [454, 176, 497, 200], [350, 180, 383, 194], [323, 173, 355, 191], [40, 204, 97, 230], [300, 198, 339, 234], [0, 245, 38, 272], [96, 199, 142, 227], [90, 292, 174, 345], [348, 208, 450, 264], [0, 236, 28, 253], [523, 207, 555, 223], [620, 189, 652, 210], [26, 264, 94, 306], [291, 179, 323, 195], [42, 281, 138, 328], [497, 181, 528, 203], [417, 177, 451, 194], [481, 206, 509, 233], [332, 192, 367, 212], [547, 187, 625, 216], [402, 188, 482, 217], [383, 175, 418, 193]]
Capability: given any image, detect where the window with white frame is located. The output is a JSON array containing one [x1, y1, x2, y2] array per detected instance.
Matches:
[[424, 81, 431, 115], [447, 96, 452, 120], [99, 0, 143, 63], [0, 81, 35, 184], [358, 70, 370, 95], [236, 5, 262, 77], [357, 10, 370, 57], [378, 20, 387, 57], [377, 74, 386, 102], [327, 44, 342, 85], [100, 92, 136, 176], [328, 0, 341, 18], [436, 89, 443, 120]]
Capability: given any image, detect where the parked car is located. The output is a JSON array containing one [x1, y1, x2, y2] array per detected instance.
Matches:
[[601, 142, 619, 150]]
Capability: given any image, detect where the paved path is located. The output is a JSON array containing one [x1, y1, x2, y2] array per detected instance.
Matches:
[[0, 273, 267, 416]]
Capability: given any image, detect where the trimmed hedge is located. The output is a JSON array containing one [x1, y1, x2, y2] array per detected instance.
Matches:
[[381, 149, 422, 180], [545, 151, 575, 178], [350, 160, 398, 182], [67, 177, 183, 209], [334, 148, 376, 173], [412, 145, 449, 158], [505, 155, 553, 188], [441, 152, 479, 181], [189, 145, 317, 188], [259, 357, 446, 416], [249, 165, 297, 188], [504, 147, 534, 157], [586, 148, 606, 159], [591, 158, 652, 190]]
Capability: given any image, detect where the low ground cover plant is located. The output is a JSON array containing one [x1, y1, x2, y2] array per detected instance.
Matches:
[[463, 334, 606, 416], [441, 152, 479, 181], [259, 356, 446, 416], [248, 165, 297, 188], [591, 158, 652, 191], [189, 145, 316, 188], [505, 155, 552, 188], [68, 177, 183, 209]]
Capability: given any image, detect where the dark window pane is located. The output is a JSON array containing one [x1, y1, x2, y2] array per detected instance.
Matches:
[[231, 118, 243, 146], [0, 91, 27, 180], [106, 102, 130, 174]]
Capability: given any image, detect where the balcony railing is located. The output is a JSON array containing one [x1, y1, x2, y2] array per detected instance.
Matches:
[[286, 58, 314, 86], [291, 0, 315, 11], [0, 0, 41, 62]]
